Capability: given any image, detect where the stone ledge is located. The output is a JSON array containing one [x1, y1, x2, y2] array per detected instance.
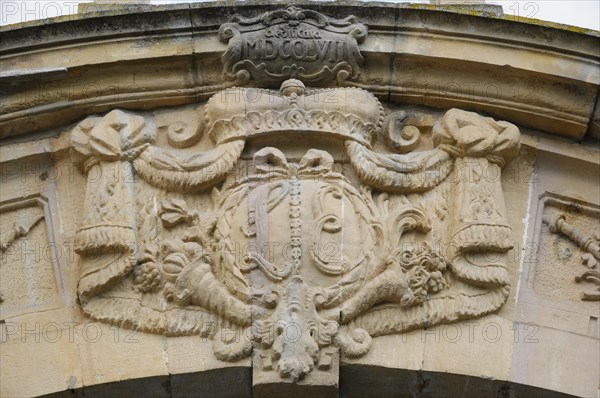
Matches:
[[0, 1, 598, 141]]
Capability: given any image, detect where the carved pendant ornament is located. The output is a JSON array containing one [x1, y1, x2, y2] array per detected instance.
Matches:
[[70, 7, 520, 385]]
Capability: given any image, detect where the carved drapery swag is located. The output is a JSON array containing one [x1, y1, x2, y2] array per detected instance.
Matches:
[[71, 76, 520, 381]]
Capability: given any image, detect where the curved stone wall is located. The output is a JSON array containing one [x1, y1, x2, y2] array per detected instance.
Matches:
[[0, 2, 598, 397]]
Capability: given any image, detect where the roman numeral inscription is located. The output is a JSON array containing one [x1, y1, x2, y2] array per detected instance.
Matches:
[[242, 38, 348, 63], [219, 6, 367, 85]]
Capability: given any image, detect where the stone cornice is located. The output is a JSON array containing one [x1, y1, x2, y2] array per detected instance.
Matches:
[[1, 1, 598, 141]]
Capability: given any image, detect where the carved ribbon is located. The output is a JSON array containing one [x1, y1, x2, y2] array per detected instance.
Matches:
[[433, 108, 521, 167]]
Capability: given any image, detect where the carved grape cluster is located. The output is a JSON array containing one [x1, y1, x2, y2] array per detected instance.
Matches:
[[133, 262, 162, 293], [398, 245, 448, 304]]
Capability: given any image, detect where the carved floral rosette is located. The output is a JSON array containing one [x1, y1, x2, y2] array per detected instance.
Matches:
[[70, 78, 520, 382]]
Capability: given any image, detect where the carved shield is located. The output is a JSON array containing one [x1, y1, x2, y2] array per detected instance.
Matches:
[[213, 147, 384, 307]]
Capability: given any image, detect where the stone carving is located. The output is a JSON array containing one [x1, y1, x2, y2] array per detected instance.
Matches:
[[0, 211, 43, 252], [542, 204, 600, 301], [0, 196, 62, 316], [0, 205, 44, 306], [70, 78, 520, 385], [219, 6, 367, 86], [383, 111, 435, 154]]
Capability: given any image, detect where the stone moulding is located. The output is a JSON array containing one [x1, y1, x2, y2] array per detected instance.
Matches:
[[0, 1, 598, 140]]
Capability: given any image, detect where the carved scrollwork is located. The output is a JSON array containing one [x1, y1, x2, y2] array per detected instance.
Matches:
[[165, 120, 203, 149], [219, 6, 367, 86], [0, 212, 44, 252], [383, 110, 430, 153], [338, 328, 372, 358], [0, 203, 47, 307]]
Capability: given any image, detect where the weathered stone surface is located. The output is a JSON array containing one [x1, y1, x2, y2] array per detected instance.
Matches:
[[0, 2, 598, 398], [1, 1, 598, 139]]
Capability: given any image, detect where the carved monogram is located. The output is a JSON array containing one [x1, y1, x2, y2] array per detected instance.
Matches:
[[70, 78, 520, 384], [219, 6, 367, 86]]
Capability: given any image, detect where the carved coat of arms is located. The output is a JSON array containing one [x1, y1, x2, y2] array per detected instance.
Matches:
[[69, 7, 520, 387]]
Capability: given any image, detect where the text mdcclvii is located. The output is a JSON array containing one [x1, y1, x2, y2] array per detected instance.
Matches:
[[70, 7, 521, 385]]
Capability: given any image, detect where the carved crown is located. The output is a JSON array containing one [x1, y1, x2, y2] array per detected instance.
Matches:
[[205, 79, 384, 147]]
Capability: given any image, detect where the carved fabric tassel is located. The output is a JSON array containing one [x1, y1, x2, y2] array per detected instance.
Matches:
[[428, 108, 520, 288], [75, 160, 138, 296], [71, 109, 154, 297], [448, 157, 513, 286]]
